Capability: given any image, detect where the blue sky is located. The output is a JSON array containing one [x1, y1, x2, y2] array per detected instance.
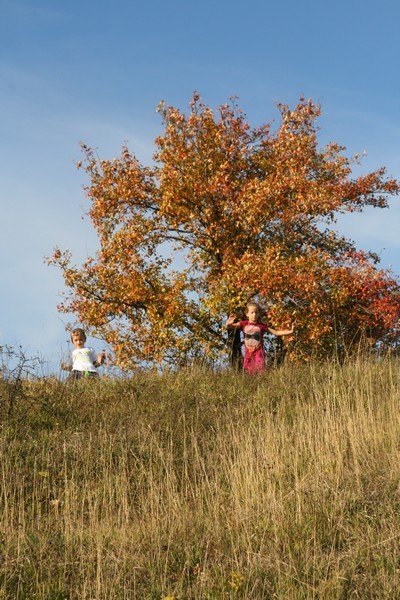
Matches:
[[1, 0, 400, 373]]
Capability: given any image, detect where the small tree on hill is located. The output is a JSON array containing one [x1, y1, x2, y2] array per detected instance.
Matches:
[[48, 94, 400, 369]]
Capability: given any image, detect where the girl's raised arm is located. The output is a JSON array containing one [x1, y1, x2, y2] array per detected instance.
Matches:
[[226, 314, 241, 329], [268, 324, 294, 337]]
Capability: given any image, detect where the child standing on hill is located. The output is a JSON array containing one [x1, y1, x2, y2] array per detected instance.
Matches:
[[226, 301, 293, 374], [61, 328, 105, 381]]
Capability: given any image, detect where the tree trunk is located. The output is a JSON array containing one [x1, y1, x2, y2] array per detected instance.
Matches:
[[227, 328, 243, 371]]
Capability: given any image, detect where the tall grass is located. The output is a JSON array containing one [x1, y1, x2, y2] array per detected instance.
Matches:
[[0, 357, 400, 598]]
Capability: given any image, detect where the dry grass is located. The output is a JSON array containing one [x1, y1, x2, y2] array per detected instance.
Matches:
[[0, 357, 400, 598]]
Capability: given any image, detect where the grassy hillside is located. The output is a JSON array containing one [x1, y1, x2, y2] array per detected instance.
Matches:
[[1, 358, 400, 598]]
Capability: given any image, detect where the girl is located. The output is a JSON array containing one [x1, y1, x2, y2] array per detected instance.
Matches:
[[226, 302, 293, 374]]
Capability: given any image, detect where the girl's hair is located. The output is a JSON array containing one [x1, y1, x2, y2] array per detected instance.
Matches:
[[70, 328, 87, 342], [245, 301, 268, 320], [246, 301, 261, 313]]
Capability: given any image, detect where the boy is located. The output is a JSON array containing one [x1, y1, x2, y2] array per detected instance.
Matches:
[[62, 328, 105, 380]]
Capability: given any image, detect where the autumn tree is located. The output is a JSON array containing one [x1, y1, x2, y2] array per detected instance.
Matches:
[[48, 94, 400, 369]]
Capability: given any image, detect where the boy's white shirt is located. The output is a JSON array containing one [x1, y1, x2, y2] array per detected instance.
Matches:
[[72, 347, 98, 372]]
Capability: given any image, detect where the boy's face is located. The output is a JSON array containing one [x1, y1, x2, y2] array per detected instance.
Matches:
[[246, 306, 259, 323], [71, 332, 85, 349]]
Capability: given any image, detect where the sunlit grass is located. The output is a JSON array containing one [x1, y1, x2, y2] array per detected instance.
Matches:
[[1, 357, 400, 598]]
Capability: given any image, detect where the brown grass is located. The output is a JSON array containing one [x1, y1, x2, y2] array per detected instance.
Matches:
[[0, 357, 400, 598]]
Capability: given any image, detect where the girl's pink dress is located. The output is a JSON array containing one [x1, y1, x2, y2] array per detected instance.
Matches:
[[239, 320, 269, 374]]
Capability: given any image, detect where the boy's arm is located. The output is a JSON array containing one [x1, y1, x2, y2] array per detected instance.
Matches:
[[61, 362, 72, 371], [226, 314, 241, 329], [95, 350, 106, 367]]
